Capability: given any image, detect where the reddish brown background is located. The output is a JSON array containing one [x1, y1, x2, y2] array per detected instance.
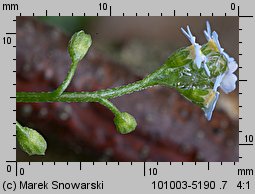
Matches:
[[16, 17, 239, 162]]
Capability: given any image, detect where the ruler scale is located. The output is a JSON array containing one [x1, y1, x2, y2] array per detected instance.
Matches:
[[0, 0, 254, 193]]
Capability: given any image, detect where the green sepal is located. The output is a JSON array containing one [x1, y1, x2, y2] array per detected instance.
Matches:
[[177, 88, 210, 108], [201, 42, 228, 77], [163, 47, 192, 68]]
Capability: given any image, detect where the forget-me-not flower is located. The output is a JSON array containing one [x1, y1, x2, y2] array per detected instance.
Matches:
[[181, 26, 210, 76], [204, 21, 238, 94]]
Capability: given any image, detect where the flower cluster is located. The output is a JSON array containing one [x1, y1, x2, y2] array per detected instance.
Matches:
[[152, 21, 238, 120], [203, 21, 238, 94], [182, 21, 238, 120]]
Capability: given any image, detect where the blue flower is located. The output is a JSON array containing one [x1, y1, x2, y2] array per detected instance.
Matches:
[[204, 21, 212, 41], [219, 59, 238, 94], [181, 26, 205, 70], [176, 22, 237, 121], [213, 74, 225, 92], [204, 21, 238, 94], [203, 91, 220, 120]]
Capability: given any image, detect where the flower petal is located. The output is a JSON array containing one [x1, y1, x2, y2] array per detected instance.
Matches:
[[181, 26, 196, 45], [204, 91, 219, 120], [220, 73, 237, 94], [194, 44, 203, 68], [213, 74, 225, 91], [206, 21, 211, 37], [212, 31, 224, 53], [204, 21, 212, 41], [228, 60, 238, 74]]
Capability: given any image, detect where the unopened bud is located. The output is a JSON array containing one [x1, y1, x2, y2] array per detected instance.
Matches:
[[114, 112, 137, 134], [17, 124, 47, 156], [68, 30, 92, 63]]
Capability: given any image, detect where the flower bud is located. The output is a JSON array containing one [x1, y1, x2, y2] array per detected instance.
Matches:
[[68, 30, 92, 63], [114, 112, 137, 134], [17, 125, 47, 156]]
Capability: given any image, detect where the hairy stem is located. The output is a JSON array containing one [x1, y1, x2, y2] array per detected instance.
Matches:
[[52, 61, 78, 97], [16, 77, 155, 103], [97, 98, 121, 116]]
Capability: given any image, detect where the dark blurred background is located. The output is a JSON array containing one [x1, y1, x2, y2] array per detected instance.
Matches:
[[17, 16, 239, 162]]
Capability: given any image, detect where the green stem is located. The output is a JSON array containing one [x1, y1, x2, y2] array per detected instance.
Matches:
[[93, 78, 152, 98], [16, 77, 155, 103], [52, 61, 78, 97], [97, 98, 121, 116]]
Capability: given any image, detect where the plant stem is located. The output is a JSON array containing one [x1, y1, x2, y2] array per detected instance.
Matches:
[[52, 61, 78, 97], [16, 77, 155, 103], [97, 98, 121, 116]]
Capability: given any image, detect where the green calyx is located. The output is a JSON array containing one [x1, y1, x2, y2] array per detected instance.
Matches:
[[146, 42, 229, 112], [177, 88, 217, 109], [16, 122, 47, 156], [201, 41, 228, 77], [114, 112, 137, 134], [164, 47, 192, 68]]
